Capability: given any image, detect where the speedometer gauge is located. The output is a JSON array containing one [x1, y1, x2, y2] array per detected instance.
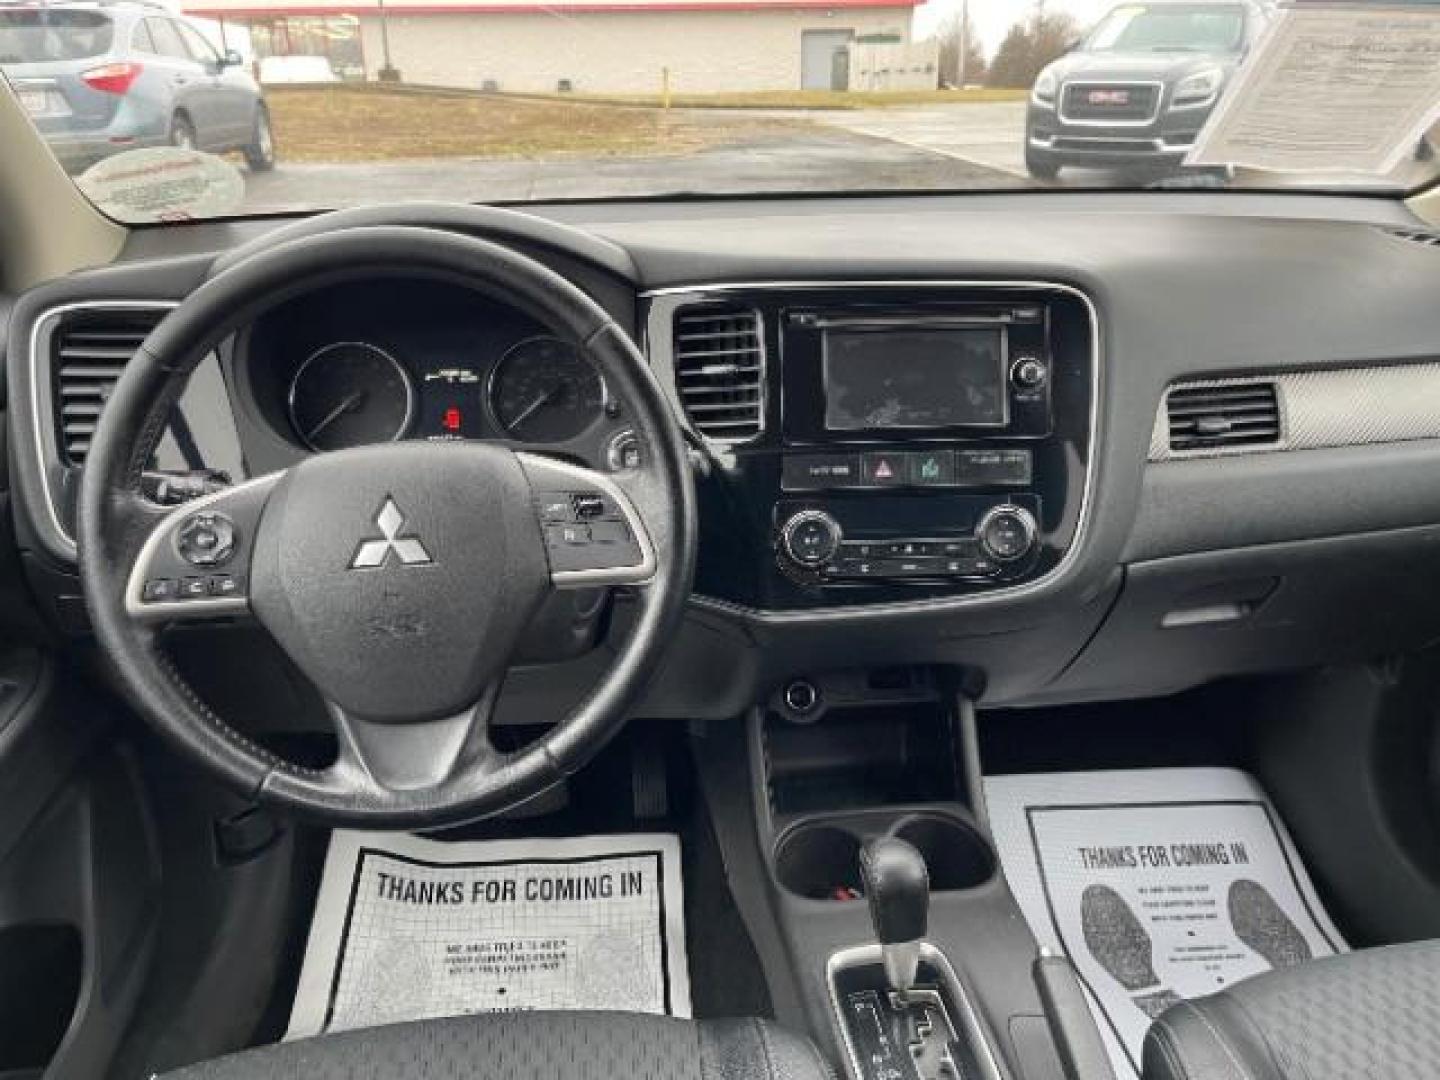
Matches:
[[487, 336, 604, 443], [288, 342, 415, 452]]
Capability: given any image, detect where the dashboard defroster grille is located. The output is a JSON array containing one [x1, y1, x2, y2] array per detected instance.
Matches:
[[672, 305, 764, 442]]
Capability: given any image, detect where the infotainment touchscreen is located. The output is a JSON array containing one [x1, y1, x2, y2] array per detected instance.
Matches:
[[822, 327, 1007, 431]]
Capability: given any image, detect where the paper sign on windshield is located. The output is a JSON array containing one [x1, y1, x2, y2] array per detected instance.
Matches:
[[76, 147, 244, 223], [1188, 5, 1440, 175]]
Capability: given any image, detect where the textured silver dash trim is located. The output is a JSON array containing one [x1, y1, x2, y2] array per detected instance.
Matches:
[[1151, 363, 1440, 461]]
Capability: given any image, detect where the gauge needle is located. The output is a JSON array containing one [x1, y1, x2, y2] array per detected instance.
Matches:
[[508, 385, 562, 431], [305, 391, 367, 443]]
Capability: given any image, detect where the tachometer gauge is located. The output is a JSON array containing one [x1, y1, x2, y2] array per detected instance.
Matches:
[[488, 336, 604, 443], [288, 342, 415, 452]]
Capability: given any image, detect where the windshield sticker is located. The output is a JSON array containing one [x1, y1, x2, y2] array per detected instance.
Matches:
[[1188, 5, 1440, 176], [75, 147, 244, 223]]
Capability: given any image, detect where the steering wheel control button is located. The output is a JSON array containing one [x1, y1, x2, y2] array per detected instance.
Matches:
[[605, 430, 643, 472], [977, 505, 1039, 562], [143, 578, 178, 603], [179, 577, 210, 599], [781, 510, 842, 567], [207, 574, 241, 597], [544, 519, 642, 573], [572, 493, 607, 520], [175, 511, 237, 567], [538, 494, 574, 523]]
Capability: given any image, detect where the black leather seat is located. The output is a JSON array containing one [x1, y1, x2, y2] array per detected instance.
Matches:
[[1142, 941, 1440, 1080], [161, 1011, 834, 1080]]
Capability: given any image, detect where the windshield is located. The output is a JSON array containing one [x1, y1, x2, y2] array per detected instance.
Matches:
[[1084, 4, 1246, 53], [2, 0, 1438, 222]]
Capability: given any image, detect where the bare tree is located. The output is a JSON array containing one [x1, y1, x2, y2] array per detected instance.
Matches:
[[986, 11, 1078, 87], [933, 6, 987, 88]]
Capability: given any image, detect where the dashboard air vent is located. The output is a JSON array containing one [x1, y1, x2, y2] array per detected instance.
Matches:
[[1384, 228, 1440, 249], [672, 305, 764, 441], [1167, 382, 1280, 452], [53, 308, 165, 466]]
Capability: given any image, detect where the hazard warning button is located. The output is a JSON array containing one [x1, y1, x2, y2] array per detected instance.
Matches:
[[861, 452, 907, 487]]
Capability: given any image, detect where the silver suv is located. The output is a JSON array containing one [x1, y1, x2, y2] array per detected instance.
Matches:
[[0, 0, 272, 174]]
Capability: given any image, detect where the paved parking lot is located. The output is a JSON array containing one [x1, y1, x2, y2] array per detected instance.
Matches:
[[779, 100, 1032, 179], [237, 114, 1029, 213]]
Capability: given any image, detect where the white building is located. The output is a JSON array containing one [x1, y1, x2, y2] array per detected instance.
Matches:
[[182, 0, 924, 93]]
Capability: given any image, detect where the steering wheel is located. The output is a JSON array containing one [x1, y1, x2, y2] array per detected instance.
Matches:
[[77, 225, 696, 828]]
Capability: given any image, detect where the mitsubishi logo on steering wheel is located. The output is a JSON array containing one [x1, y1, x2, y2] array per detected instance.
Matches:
[[349, 497, 434, 569]]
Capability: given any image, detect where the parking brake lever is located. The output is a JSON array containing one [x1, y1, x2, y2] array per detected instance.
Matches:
[[860, 836, 930, 996]]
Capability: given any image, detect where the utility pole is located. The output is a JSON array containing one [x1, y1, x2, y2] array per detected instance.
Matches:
[[957, 0, 968, 86], [377, 0, 399, 81]]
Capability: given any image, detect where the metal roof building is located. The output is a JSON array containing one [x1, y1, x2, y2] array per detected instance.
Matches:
[[181, 0, 925, 93]]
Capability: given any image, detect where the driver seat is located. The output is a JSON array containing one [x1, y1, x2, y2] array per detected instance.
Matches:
[[159, 1011, 834, 1080]]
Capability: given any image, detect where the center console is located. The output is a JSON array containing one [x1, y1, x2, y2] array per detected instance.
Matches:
[[644, 283, 1097, 611]]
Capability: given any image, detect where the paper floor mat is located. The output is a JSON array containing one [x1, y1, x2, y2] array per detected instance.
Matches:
[[285, 831, 690, 1039], [985, 768, 1345, 1079]]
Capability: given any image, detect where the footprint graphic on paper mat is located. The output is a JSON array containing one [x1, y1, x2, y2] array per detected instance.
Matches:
[[1080, 884, 1182, 1020], [1228, 879, 1312, 970]]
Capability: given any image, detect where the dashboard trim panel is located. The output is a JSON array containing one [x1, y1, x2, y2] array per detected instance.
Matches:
[[642, 280, 1102, 621], [1150, 363, 1440, 462]]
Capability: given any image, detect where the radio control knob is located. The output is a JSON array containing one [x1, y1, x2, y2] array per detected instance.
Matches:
[[977, 505, 1038, 562], [781, 510, 843, 568], [1012, 357, 1048, 390]]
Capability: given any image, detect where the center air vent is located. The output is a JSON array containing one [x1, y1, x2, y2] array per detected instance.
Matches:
[[672, 305, 764, 441], [52, 308, 165, 466], [1167, 382, 1280, 452]]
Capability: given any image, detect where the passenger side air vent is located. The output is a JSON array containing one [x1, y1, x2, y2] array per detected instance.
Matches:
[[52, 307, 165, 466], [1167, 382, 1280, 452], [671, 305, 764, 441], [1384, 227, 1440, 249]]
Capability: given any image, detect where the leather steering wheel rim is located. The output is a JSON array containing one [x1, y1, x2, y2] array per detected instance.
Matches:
[[78, 224, 696, 828]]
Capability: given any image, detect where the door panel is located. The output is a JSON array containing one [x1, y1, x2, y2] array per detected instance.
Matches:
[[800, 29, 853, 91], [176, 22, 250, 147]]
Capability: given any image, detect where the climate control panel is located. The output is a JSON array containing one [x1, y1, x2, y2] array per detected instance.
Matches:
[[774, 495, 1042, 586]]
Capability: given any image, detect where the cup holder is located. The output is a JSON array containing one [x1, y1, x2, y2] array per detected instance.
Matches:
[[774, 825, 864, 900], [774, 813, 996, 899], [891, 814, 997, 892]]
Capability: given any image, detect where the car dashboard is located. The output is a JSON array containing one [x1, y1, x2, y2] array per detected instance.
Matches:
[[8, 191, 1440, 717]]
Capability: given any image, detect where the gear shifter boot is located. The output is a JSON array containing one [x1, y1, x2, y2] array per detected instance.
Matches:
[[860, 836, 930, 994]]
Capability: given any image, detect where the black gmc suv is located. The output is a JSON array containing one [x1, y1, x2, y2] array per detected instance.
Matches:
[[1025, 0, 1271, 179]]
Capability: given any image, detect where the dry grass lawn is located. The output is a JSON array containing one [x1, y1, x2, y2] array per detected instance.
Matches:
[[266, 85, 799, 162]]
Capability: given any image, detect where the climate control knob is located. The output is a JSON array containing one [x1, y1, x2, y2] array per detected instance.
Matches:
[[780, 510, 843, 568], [976, 505, 1038, 562]]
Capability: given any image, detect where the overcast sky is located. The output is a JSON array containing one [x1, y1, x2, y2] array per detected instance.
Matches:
[[914, 0, 1118, 59]]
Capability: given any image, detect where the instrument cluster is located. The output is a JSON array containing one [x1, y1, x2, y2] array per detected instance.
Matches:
[[239, 278, 632, 467]]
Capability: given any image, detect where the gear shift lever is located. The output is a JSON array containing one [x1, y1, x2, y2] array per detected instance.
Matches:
[[860, 836, 930, 995]]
